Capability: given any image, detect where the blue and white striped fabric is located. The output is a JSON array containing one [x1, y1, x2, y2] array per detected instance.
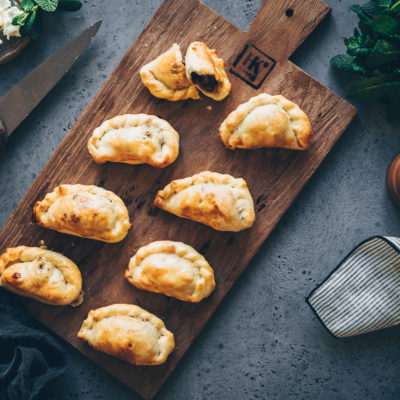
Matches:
[[307, 236, 400, 338]]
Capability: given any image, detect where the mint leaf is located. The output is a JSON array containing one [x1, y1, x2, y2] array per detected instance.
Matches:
[[350, 4, 372, 20], [345, 35, 373, 55], [58, 0, 82, 11], [345, 34, 364, 50], [34, 0, 58, 12], [346, 73, 399, 100], [367, 15, 399, 35], [362, 1, 385, 16], [391, 0, 400, 12], [12, 11, 30, 26], [331, 54, 367, 74], [358, 20, 378, 37], [20, 7, 41, 38], [334, 0, 400, 119], [367, 39, 400, 66], [21, 0, 35, 11], [375, 0, 392, 7], [331, 54, 354, 70]]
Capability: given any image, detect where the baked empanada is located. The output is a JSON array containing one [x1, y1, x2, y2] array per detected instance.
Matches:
[[125, 241, 215, 302], [78, 304, 175, 365], [140, 43, 199, 101], [34, 184, 131, 243], [0, 246, 83, 306], [88, 114, 179, 168], [185, 41, 231, 101], [154, 171, 255, 232], [219, 93, 312, 150]]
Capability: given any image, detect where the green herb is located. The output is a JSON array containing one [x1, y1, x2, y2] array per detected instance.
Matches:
[[12, 0, 82, 39], [331, 0, 400, 120]]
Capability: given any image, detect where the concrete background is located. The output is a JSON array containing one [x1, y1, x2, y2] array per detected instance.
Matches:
[[1, 0, 400, 399]]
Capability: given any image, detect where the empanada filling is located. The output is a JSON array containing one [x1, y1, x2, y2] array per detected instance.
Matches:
[[190, 72, 219, 93]]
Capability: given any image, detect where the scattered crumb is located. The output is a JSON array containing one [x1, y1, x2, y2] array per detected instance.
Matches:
[[39, 240, 47, 249], [206, 105, 212, 111]]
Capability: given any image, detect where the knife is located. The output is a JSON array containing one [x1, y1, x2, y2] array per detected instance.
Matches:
[[0, 20, 102, 149]]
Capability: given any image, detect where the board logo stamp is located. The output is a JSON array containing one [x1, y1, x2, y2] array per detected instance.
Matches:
[[230, 44, 276, 89]]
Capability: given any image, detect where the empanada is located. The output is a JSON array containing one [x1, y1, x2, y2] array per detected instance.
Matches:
[[185, 41, 231, 101], [0, 246, 83, 306], [219, 93, 312, 150], [140, 43, 199, 101], [154, 171, 255, 232], [125, 241, 215, 302], [34, 184, 131, 243], [88, 114, 179, 168], [78, 304, 175, 365]]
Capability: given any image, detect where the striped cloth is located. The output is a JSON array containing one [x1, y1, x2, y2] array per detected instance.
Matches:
[[307, 236, 400, 338]]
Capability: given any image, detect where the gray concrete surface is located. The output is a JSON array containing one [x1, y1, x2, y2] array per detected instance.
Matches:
[[1, 1, 400, 399]]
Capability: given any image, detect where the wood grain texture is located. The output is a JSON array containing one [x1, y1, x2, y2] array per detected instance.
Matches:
[[0, 0, 357, 398]]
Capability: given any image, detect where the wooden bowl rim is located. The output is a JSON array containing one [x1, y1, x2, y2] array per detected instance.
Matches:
[[0, 0, 30, 65]]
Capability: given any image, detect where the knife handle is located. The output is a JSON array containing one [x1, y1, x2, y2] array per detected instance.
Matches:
[[0, 118, 6, 150]]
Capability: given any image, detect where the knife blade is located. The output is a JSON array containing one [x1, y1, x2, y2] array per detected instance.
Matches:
[[0, 20, 102, 148]]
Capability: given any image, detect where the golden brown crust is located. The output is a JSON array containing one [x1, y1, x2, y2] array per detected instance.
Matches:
[[33, 184, 131, 243], [154, 171, 255, 232], [88, 114, 179, 167], [185, 41, 231, 101], [140, 43, 199, 101], [219, 94, 312, 150], [125, 241, 215, 302], [77, 304, 175, 365], [0, 246, 83, 306]]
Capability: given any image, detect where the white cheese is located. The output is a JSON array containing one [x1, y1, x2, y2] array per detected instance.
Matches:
[[0, 0, 23, 42], [0, 0, 11, 12]]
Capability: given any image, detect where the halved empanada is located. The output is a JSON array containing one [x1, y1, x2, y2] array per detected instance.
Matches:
[[0, 246, 83, 306], [78, 304, 175, 365], [88, 114, 179, 167], [185, 41, 231, 101], [34, 184, 131, 243], [140, 43, 199, 101], [219, 93, 312, 150], [125, 241, 215, 302], [154, 171, 255, 232]]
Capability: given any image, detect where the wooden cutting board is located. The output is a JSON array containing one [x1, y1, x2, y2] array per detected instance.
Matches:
[[0, 0, 357, 398]]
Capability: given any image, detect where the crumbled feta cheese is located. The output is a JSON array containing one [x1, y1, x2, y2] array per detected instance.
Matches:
[[0, 0, 11, 13], [0, 1, 23, 41]]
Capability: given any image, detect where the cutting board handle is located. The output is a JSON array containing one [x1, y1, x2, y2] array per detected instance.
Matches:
[[248, 0, 331, 61]]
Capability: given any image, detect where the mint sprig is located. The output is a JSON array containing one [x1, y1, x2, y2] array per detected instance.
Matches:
[[12, 0, 82, 39], [331, 0, 400, 120]]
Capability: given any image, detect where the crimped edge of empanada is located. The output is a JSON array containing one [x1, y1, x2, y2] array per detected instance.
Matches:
[[140, 43, 199, 101], [125, 240, 216, 302], [219, 93, 312, 150], [154, 171, 255, 231], [88, 114, 180, 167], [33, 184, 132, 243], [185, 41, 231, 101], [77, 304, 175, 365], [0, 246, 83, 306]]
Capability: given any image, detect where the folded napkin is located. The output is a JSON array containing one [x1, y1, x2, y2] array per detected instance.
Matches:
[[0, 290, 66, 400], [307, 236, 400, 338]]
